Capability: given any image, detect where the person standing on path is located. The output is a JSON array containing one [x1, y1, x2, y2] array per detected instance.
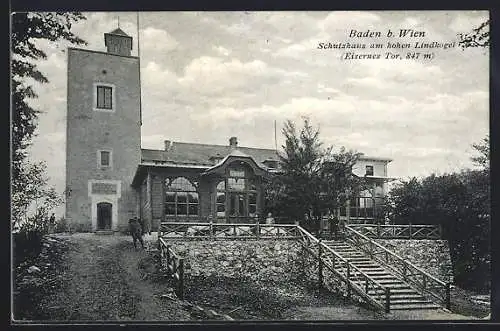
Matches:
[[128, 217, 145, 250]]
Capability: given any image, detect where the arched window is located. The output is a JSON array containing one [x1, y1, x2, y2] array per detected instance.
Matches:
[[165, 177, 199, 217]]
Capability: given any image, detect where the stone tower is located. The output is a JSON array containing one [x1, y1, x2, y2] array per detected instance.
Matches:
[[65, 28, 141, 232]]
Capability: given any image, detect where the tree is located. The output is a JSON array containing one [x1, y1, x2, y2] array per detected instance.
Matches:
[[264, 118, 365, 229], [458, 19, 490, 49], [319, 146, 365, 219], [386, 159, 490, 291], [11, 12, 87, 229], [12, 161, 63, 233], [471, 135, 489, 170], [11, 12, 87, 183]]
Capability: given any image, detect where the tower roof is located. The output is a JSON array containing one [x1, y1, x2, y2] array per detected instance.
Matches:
[[108, 27, 130, 37]]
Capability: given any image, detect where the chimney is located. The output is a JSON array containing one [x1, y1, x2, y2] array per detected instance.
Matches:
[[164, 140, 171, 151], [229, 136, 238, 148]]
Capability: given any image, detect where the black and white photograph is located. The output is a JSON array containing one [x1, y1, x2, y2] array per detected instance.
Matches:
[[11, 10, 491, 322]]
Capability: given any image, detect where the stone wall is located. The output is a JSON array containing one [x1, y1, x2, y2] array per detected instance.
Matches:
[[169, 240, 303, 282], [374, 239, 454, 283]]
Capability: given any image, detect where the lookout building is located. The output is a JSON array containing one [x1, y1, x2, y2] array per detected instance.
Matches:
[[65, 28, 393, 233]]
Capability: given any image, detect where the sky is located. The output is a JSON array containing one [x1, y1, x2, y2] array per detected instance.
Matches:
[[23, 11, 489, 216]]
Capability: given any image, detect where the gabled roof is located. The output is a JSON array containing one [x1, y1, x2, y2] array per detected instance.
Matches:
[[358, 155, 392, 162], [107, 27, 130, 37], [141, 141, 280, 167], [202, 148, 270, 177]]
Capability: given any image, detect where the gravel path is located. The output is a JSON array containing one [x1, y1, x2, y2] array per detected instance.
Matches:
[[27, 233, 192, 321]]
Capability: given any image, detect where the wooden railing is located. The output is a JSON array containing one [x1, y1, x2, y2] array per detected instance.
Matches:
[[295, 226, 391, 312], [345, 225, 451, 309], [158, 237, 185, 299], [158, 222, 448, 312], [159, 222, 299, 240], [348, 224, 442, 239]]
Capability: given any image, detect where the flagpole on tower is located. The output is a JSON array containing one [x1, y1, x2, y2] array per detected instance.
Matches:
[[136, 12, 142, 126], [274, 120, 278, 154]]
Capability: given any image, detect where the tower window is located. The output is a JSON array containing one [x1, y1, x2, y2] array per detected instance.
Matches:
[[93, 83, 116, 112], [365, 165, 374, 176], [97, 150, 113, 168], [97, 86, 112, 109]]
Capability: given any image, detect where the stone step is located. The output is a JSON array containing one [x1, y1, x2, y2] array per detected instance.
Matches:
[[361, 270, 392, 275], [325, 249, 354, 252], [368, 288, 419, 295], [390, 296, 433, 306], [355, 266, 388, 271], [373, 293, 425, 300], [345, 258, 373, 263], [389, 302, 441, 310], [358, 281, 410, 288], [341, 254, 369, 259], [350, 275, 395, 281], [328, 249, 360, 254], [350, 262, 384, 268]]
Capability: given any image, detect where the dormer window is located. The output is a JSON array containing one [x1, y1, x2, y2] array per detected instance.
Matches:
[[209, 154, 224, 165], [365, 165, 374, 176]]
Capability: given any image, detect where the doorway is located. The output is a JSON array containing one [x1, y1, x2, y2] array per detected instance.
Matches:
[[228, 192, 247, 223], [97, 202, 112, 230]]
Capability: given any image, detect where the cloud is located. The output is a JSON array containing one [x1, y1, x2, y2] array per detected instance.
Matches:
[[213, 45, 231, 56], [142, 26, 179, 53], [178, 56, 279, 95], [319, 11, 382, 32], [448, 12, 489, 33]]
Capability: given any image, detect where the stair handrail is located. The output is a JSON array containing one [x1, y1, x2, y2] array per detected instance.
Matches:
[[295, 226, 391, 312], [345, 225, 450, 308]]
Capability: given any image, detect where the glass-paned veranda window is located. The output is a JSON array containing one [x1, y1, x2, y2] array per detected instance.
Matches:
[[164, 177, 199, 217], [216, 181, 226, 218], [217, 164, 258, 220]]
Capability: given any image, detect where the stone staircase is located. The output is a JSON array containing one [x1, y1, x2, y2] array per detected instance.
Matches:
[[323, 240, 442, 311]]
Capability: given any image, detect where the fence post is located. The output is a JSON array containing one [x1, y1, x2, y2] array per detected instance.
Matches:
[[178, 258, 184, 299], [209, 221, 214, 239], [409, 223, 413, 239], [318, 240, 323, 289], [345, 261, 351, 298], [166, 244, 171, 272], [346, 262, 351, 298], [377, 223, 381, 238], [445, 282, 451, 310], [385, 288, 391, 313], [256, 221, 260, 239]]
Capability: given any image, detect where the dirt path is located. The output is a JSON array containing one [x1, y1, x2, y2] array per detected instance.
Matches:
[[36, 233, 191, 321]]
